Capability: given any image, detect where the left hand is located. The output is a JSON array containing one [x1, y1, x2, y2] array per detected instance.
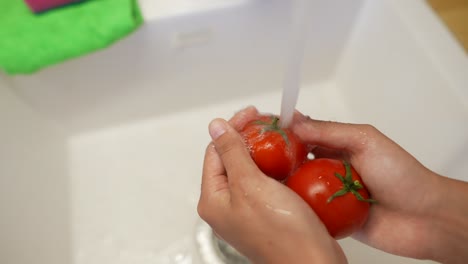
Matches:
[[197, 107, 347, 264]]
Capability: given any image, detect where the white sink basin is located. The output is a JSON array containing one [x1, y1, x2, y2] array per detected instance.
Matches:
[[1, 0, 467, 263]]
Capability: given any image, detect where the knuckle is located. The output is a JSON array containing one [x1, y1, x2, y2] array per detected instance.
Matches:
[[361, 124, 378, 134], [205, 142, 214, 152], [215, 133, 243, 158], [354, 124, 379, 148], [197, 200, 211, 222]]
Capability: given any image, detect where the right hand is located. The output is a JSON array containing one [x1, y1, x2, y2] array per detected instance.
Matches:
[[290, 111, 447, 261]]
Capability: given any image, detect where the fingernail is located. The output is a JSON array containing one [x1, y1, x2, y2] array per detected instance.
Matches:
[[209, 119, 227, 140]]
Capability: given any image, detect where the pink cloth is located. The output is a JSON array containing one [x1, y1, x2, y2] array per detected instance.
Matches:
[[24, 0, 81, 13]]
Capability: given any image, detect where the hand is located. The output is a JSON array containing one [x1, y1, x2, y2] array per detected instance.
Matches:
[[197, 107, 346, 264], [291, 111, 468, 263]]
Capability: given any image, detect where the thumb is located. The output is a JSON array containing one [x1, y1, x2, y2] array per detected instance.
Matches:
[[208, 118, 260, 181]]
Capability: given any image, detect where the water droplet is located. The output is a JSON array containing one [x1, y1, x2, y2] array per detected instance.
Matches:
[[359, 131, 368, 145], [265, 204, 292, 216], [274, 208, 292, 216]]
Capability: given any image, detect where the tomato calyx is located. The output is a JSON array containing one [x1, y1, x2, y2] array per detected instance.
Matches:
[[254, 116, 290, 145], [327, 161, 377, 204]]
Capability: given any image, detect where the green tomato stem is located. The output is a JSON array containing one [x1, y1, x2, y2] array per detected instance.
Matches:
[[259, 116, 290, 145], [327, 161, 377, 204]]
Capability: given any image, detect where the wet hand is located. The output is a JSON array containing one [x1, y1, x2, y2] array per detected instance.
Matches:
[[291, 111, 446, 260], [198, 107, 346, 264]]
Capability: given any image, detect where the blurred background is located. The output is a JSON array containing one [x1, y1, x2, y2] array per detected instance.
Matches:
[[428, 0, 468, 52]]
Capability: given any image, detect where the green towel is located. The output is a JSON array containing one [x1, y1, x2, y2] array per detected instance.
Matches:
[[0, 0, 143, 75]]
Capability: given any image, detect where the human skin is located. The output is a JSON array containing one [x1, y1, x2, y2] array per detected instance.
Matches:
[[198, 106, 468, 264]]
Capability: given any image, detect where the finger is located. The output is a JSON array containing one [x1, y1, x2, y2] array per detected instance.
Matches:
[[311, 146, 350, 161], [198, 143, 230, 220], [291, 112, 373, 153], [208, 118, 260, 183], [201, 143, 229, 195], [228, 106, 259, 131]]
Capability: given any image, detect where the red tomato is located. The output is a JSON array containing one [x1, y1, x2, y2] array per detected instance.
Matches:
[[286, 158, 375, 239], [240, 115, 308, 181]]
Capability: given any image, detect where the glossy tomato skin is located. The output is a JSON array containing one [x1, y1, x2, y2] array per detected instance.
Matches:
[[286, 158, 371, 239], [240, 115, 308, 181]]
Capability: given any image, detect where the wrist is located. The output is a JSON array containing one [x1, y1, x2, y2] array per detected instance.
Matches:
[[255, 236, 347, 264], [426, 174, 468, 263]]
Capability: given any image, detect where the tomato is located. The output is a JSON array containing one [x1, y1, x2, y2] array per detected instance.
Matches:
[[240, 115, 308, 181], [286, 158, 375, 239]]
